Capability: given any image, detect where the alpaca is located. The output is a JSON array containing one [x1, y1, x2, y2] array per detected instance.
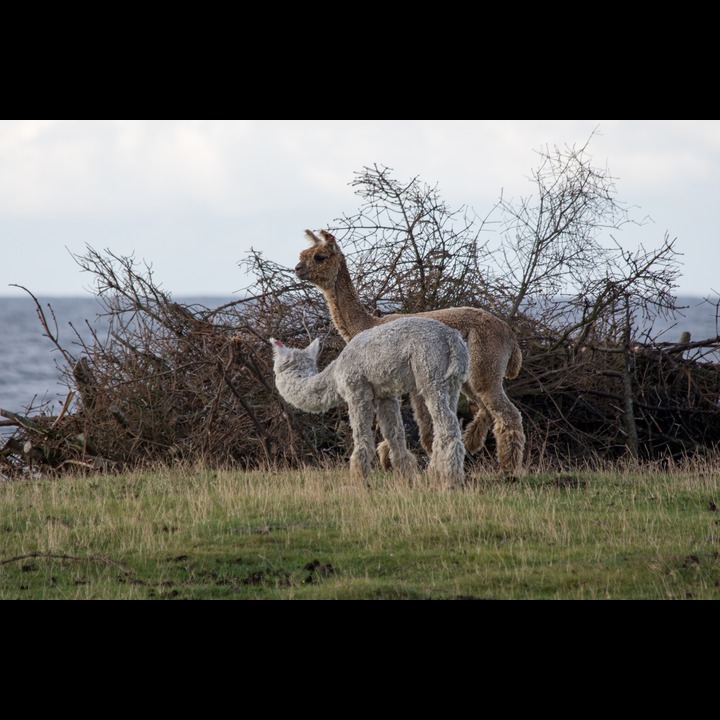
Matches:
[[270, 316, 469, 487], [296, 229, 525, 475]]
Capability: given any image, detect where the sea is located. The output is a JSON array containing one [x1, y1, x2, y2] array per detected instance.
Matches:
[[1, 294, 718, 439], [0, 295, 234, 439]]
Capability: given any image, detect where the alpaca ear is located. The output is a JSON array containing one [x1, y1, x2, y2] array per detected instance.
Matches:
[[304, 229, 322, 245], [269, 338, 289, 358], [308, 338, 321, 359], [317, 229, 337, 247]]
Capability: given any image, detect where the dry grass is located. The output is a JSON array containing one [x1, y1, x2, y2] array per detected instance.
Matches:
[[2, 456, 719, 599]]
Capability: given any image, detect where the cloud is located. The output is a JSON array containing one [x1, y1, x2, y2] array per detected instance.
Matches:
[[1, 120, 719, 297]]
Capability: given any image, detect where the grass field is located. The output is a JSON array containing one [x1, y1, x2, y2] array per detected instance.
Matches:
[[1, 461, 719, 599]]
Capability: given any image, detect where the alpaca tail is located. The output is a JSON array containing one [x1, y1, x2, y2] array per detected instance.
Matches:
[[505, 337, 523, 380]]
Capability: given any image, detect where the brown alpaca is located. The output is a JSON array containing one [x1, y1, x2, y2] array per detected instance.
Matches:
[[296, 230, 525, 475]]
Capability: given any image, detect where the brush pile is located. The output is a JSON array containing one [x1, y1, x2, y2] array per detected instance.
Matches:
[[3, 147, 720, 477]]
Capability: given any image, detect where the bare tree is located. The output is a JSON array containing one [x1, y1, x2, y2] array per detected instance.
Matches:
[[331, 164, 500, 315]]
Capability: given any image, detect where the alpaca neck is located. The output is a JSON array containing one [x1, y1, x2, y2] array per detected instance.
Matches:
[[278, 364, 342, 414], [323, 261, 379, 341]]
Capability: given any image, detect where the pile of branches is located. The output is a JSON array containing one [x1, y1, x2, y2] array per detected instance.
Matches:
[[0, 255, 354, 477], [3, 138, 720, 477], [513, 331, 720, 464]]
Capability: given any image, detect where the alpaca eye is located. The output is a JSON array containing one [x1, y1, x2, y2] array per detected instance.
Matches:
[[314, 254, 327, 263]]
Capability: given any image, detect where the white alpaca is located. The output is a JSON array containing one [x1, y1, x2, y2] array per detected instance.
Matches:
[[270, 316, 469, 487]]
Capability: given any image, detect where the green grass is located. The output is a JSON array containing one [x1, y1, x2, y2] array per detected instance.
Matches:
[[1, 463, 719, 599]]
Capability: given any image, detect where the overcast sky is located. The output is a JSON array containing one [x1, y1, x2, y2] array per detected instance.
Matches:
[[1, 120, 718, 299]]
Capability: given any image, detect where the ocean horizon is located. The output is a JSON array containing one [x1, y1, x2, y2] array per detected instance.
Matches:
[[0, 295, 236, 427]]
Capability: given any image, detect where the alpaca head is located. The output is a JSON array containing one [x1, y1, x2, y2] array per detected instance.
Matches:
[[269, 336, 321, 374], [295, 230, 345, 291]]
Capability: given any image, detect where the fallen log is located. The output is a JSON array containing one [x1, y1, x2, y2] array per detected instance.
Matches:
[[0, 409, 49, 435]]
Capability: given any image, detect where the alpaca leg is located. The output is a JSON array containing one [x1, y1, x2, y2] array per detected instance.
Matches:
[[376, 439, 391, 471], [410, 391, 434, 457], [379, 392, 432, 469], [375, 398, 419, 480], [423, 385, 465, 488], [444, 384, 467, 486], [347, 397, 376, 482], [464, 332, 525, 475], [481, 390, 525, 475], [461, 385, 493, 455]]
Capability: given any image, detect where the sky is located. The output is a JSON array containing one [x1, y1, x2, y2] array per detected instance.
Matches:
[[1, 120, 718, 300]]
